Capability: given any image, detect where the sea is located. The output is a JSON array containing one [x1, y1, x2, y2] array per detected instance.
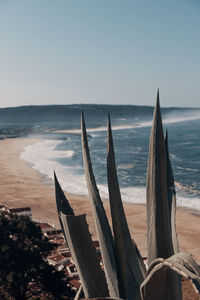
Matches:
[[1, 104, 200, 211]]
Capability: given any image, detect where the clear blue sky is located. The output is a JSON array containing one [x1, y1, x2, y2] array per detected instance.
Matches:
[[0, 0, 199, 107]]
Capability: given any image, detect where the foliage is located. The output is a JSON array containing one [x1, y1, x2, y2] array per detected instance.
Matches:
[[0, 214, 74, 300]]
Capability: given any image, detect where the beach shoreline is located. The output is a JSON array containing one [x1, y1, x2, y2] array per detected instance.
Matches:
[[0, 137, 200, 261]]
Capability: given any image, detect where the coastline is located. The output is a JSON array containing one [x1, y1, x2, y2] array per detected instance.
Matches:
[[0, 137, 200, 261]]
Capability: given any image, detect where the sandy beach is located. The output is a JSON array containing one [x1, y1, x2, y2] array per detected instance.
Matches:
[[0, 137, 200, 262]]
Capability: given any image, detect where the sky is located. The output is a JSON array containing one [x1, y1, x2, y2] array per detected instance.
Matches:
[[0, 0, 200, 108]]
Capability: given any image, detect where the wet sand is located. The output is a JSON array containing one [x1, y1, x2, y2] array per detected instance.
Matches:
[[0, 137, 200, 261]]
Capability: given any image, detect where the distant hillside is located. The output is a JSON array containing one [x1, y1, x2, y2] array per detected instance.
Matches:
[[0, 104, 199, 139], [0, 104, 198, 124]]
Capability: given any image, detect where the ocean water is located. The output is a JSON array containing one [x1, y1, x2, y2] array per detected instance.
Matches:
[[15, 104, 200, 212]]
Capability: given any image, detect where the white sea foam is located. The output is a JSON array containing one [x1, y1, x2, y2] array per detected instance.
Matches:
[[118, 164, 134, 170], [163, 114, 200, 125], [176, 195, 200, 211], [21, 140, 74, 162], [20, 139, 200, 212], [120, 187, 146, 204], [20, 140, 77, 188], [54, 114, 200, 135]]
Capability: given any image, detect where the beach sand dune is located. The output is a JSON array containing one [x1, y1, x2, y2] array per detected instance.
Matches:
[[0, 138, 200, 263]]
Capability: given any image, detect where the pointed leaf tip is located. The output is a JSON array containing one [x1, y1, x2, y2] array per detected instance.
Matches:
[[81, 111, 87, 141], [152, 90, 163, 133], [81, 110, 85, 125], [156, 88, 160, 109], [107, 113, 112, 133], [54, 171, 59, 185], [54, 171, 74, 216]]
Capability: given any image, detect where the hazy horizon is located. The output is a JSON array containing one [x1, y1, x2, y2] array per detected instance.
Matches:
[[1, 102, 200, 113], [1, 102, 200, 110]]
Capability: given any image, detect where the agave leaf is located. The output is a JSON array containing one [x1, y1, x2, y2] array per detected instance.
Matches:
[[81, 111, 119, 298], [54, 171, 74, 216], [146, 90, 174, 265], [165, 131, 179, 253], [54, 172, 108, 297], [140, 252, 200, 300], [74, 285, 84, 300], [54, 171, 74, 245], [167, 252, 200, 280], [107, 114, 146, 300], [60, 213, 109, 298], [165, 132, 182, 298]]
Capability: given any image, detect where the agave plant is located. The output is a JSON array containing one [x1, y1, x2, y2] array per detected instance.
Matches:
[[54, 90, 200, 300], [54, 172, 109, 298]]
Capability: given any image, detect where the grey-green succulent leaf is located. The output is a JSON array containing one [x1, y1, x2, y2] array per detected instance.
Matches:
[[140, 252, 200, 300], [165, 131, 179, 253], [146, 90, 174, 265], [81, 111, 119, 298], [54, 171, 74, 216], [60, 213, 109, 298], [54, 172, 108, 297], [167, 252, 200, 291], [54, 171, 74, 245], [107, 114, 146, 300], [74, 285, 84, 300]]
